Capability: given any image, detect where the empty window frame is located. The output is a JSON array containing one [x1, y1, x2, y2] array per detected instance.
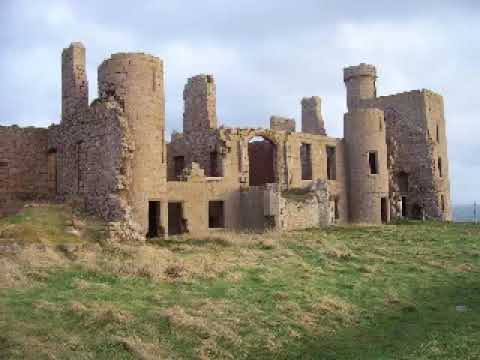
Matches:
[[438, 157, 443, 177], [369, 151, 379, 175], [300, 143, 312, 180], [209, 151, 222, 177], [326, 146, 336, 180], [436, 124, 440, 143], [174, 156, 185, 179], [208, 201, 225, 228], [440, 194, 445, 212]]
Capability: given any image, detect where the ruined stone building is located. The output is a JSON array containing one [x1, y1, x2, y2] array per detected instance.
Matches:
[[0, 42, 452, 239]]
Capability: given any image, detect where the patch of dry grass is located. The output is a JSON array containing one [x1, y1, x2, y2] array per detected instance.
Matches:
[[112, 336, 168, 360]]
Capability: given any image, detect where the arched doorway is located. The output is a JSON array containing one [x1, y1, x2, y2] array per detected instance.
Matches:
[[248, 136, 276, 186]]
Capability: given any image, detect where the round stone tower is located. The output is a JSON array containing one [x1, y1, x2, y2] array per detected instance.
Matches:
[[98, 53, 166, 234], [344, 108, 389, 224], [343, 63, 377, 111]]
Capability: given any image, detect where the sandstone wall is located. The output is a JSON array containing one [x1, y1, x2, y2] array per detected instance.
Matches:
[[48, 100, 129, 222], [301, 96, 326, 135], [270, 116, 296, 132], [98, 53, 167, 234], [362, 90, 451, 220], [344, 108, 389, 224], [183, 75, 217, 133], [264, 181, 330, 230], [0, 126, 51, 215]]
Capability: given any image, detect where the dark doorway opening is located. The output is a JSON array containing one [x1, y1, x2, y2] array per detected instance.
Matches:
[[248, 136, 275, 186], [147, 201, 162, 238], [412, 203, 423, 220], [334, 197, 340, 220], [300, 143, 312, 180], [168, 202, 187, 235], [209, 201, 225, 228], [174, 156, 185, 179], [401, 196, 407, 218], [326, 146, 336, 180], [381, 197, 388, 223]]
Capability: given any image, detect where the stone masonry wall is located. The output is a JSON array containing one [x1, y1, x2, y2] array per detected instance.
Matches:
[[270, 116, 296, 132], [362, 90, 451, 220], [183, 75, 217, 133], [0, 126, 51, 215], [48, 100, 130, 223], [301, 96, 326, 135]]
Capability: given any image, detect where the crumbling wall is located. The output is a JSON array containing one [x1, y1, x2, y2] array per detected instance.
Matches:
[[301, 96, 326, 135], [270, 116, 295, 132], [48, 100, 131, 224], [0, 126, 51, 215], [362, 90, 451, 220], [183, 75, 217, 133], [264, 181, 330, 231]]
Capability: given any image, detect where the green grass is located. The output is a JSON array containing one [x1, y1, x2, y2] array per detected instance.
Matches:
[[0, 204, 106, 244], [1, 205, 480, 359]]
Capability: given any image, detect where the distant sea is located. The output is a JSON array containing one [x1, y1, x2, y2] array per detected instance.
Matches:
[[452, 204, 479, 223]]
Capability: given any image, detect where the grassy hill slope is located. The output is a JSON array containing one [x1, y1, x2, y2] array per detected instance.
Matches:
[[1, 205, 479, 359]]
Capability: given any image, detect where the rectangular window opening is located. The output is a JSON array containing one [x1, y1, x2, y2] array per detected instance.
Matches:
[[440, 195, 445, 212], [369, 151, 379, 175], [209, 151, 222, 177], [326, 146, 336, 180], [438, 157, 443, 177], [174, 156, 185, 179], [436, 124, 440, 143], [300, 143, 312, 180], [147, 201, 163, 238], [168, 202, 187, 235], [209, 201, 225, 228]]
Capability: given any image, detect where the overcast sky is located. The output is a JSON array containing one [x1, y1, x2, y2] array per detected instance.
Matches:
[[1, 1, 478, 204]]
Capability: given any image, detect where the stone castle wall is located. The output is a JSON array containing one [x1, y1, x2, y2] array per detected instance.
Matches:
[[0, 126, 51, 215], [0, 42, 453, 237], [344, 108, 389, 223], [362, 90, 452, 220]]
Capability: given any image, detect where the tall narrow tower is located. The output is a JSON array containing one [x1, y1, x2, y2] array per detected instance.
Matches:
[[301, 96, 326, 135], [61, 42, 88, 123], [98, 53, 166, 234], [183, 74, 217, 133], [344, 108, 389, 224], [343, 63, 377, 111]]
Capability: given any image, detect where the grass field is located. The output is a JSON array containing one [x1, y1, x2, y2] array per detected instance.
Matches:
[[1, 205, 479, 359]]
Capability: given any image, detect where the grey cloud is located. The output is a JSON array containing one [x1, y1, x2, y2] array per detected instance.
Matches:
[[0, 0, 479, 203]]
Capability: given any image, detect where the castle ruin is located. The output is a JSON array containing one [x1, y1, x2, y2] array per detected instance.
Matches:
[[0, 42, 452, 239]]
